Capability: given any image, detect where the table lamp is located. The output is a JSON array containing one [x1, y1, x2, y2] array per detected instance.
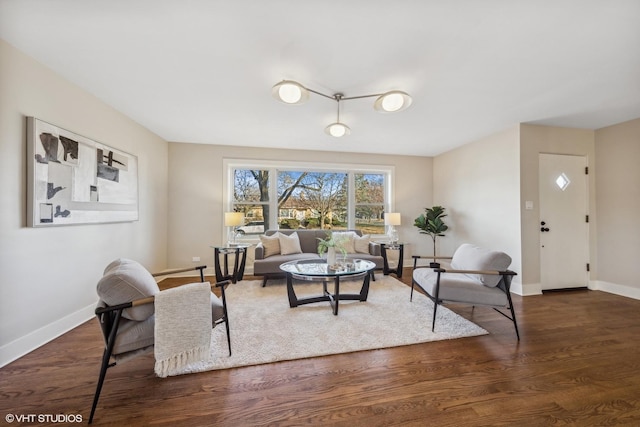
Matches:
[[384, 212, 401, 244], [225, 212, 245, 244]]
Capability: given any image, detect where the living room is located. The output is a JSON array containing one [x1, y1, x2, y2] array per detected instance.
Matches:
[[1, 1, 639, 425]]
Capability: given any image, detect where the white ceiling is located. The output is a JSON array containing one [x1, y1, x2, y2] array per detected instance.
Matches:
[[1, 0, 639, 156]]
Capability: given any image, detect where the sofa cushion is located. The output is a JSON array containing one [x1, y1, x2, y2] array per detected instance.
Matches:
[[254, 253, 321, 275], [279, 232, 302, 255], [97, 258, 159, 320], [354, 234, 371, 254], [259, 233, 281, 258], [450, 243, 511, 287]]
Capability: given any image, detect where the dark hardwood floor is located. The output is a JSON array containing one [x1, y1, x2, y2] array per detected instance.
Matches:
[[2, 270, 640, 426]]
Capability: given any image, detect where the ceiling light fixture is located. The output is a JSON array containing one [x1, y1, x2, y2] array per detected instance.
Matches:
[[272, 80, 412, 137]]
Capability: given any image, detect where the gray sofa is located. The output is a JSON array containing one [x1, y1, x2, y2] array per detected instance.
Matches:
[[254, 229, 384, 286]]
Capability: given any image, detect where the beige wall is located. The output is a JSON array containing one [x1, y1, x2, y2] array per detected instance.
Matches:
[[594, 118, 640, 297], [433, 126, 523, 290], [167, 143, 433, 271], [519, 124, 596, 295], [0, 40, 169, 366]]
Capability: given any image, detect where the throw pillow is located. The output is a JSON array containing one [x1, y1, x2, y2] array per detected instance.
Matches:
[[332, 231, 356, 253], [279, 232, 303, 255], [259, 233, 281, 258], [354, 234, 371, 254]]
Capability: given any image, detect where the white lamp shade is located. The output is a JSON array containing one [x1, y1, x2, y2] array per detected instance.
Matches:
[[384, 212, 401, 226], [325, 122, 351, 137], [224, 212, 245, 227], [272, 80, 309, 104], [374, 91, 412, 113]]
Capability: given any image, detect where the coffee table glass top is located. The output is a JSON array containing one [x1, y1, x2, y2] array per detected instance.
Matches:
[[280, 259, 375, 277]]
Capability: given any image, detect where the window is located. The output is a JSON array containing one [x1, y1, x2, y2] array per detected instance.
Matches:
[[226, 160, 393, 238], [231, 169, 268, 235]]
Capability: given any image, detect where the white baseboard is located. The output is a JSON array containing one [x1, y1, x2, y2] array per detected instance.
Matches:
[[514, 280, 639, 300], [511, 281, 542, 296], [591, 280, 640, 300], [0, 303, 95, 368]]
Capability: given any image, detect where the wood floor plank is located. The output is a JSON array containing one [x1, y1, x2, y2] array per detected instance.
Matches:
[[1, 271, 640, 426]]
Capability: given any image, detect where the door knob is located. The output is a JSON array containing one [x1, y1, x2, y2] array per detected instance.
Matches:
[[540, 227, 550, 232]]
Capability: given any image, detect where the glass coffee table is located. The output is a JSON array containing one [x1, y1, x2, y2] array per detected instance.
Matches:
[[279, 259, 376, 315]]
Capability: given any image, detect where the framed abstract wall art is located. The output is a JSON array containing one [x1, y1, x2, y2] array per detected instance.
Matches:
[[27, 117, 139, 227]]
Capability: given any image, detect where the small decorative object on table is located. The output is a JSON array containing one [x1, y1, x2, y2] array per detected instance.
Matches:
[[317, 231, 347, 268]]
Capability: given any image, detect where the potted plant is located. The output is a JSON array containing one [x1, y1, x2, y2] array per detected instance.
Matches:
[[317, 231, 347, 266], [414, 206, 448, 258]]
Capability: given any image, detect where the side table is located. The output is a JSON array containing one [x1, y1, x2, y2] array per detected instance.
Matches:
[[378, 242, 405, 278], [211, 244, 250, 283]]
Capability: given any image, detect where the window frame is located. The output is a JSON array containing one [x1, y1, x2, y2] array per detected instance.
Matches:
[[223, 158, 395, 241]]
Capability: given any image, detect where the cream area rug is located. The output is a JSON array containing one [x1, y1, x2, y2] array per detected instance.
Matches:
[[170, 275, 487, 376]]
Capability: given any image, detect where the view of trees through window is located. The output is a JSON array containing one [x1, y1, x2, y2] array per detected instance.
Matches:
[[231, 168, 387, 235]]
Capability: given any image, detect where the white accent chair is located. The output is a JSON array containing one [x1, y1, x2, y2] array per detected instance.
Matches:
[[411, 243, 519, 340]]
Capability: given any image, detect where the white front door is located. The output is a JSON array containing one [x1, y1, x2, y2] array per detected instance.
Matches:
[[539, 153, 589, 290]]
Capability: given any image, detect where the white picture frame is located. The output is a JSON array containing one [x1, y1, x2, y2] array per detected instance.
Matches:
[[27, 117, 139, 227]]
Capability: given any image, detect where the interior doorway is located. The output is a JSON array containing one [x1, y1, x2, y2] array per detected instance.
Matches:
[[539, 153, 589, 290]]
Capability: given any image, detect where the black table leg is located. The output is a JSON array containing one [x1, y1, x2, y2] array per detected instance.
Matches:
[[333, 276, 340, 315], [286, 273, 299, 307]]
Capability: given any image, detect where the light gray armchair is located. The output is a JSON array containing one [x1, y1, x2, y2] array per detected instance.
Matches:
[[89, 259, 231, 423], [411, 243, 519, 340]]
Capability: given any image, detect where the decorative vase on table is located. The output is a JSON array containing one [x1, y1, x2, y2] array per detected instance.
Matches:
[[327, 247, 337, 267]]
